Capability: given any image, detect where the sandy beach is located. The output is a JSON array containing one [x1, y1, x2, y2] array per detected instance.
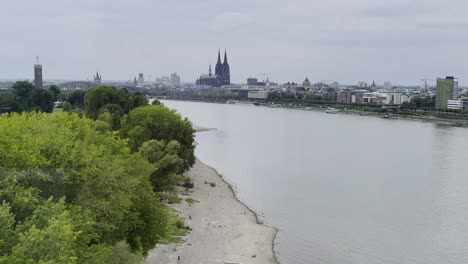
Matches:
[[146, 158, 278, 264]]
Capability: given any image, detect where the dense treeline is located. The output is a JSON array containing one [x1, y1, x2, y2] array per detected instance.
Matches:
[[0, 83, 195, 263], [0, 82, 56, 113]]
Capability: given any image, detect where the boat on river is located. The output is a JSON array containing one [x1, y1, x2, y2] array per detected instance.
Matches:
[[325, 107, 338, 114], [451, 122, 467, 127], [381, 113, 398, 119]]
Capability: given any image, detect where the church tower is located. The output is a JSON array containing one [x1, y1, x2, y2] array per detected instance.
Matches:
[[222, 50, 230, 85], [215, 50, 223, 77], [94, 72, 102, 85]]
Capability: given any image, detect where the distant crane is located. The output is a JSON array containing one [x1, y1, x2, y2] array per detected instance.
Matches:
[[257, 73, 269, 82]]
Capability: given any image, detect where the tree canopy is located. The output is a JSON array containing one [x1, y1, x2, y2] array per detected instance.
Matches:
[[0, 85, 195, 263], [120, 105, 195, 171], [8, 81, 55, 113], [0, 112, 187, 263]]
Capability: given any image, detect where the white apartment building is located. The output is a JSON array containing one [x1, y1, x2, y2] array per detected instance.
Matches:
[[447, 99, 462, 110]]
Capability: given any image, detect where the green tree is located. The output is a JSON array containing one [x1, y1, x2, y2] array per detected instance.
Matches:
[[0, 111, 185, 260], [84, 86, 128, 119], [97, 104, 124, 131], [60, 90, 87, 109], [139, 140, 183, 193], [12, 81, 35, 111], [128, 92, 149, 110], [0, 202, 17, 255], [0, 93, 15, 113], [31, 88, 54, 113], [120, 105, 195, 171], [151, 99, 162, 106], [49, 85, 61, 101], [6, 209, 78, 264], [0, 174, 41, 223], [63, 101, 72, 112]]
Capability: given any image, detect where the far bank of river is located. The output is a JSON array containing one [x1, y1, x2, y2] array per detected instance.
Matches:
[[155, 97, 468, 127]]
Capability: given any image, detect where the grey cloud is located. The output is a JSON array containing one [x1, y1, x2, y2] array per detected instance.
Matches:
[[0, 0, 467, 85]]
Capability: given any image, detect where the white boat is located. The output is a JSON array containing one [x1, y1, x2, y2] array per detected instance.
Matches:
[[325, 107, 338, 114]]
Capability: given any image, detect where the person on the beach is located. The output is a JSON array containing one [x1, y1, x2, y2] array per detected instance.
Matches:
[[178, 255, 180, 262], [189, 214, 192, 220]]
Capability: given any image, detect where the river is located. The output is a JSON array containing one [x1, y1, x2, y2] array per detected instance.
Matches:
[[162, 100, 468, 264]]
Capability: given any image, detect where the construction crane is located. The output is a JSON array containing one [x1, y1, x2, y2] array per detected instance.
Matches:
[[257, 73, 269, 82]]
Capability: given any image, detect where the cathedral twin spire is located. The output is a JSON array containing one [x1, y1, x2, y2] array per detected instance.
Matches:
[[216, 49, 228, 65], [199, 49, 231, 87], [215, 49, 229, 78]]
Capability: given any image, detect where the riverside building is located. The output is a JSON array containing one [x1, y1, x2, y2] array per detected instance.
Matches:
[[435, 76, 458, 109]]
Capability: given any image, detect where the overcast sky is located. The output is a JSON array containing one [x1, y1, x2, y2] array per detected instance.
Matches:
[[1, 0, 467, 85]]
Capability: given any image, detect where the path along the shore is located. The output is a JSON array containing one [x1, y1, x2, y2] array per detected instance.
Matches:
[[146, 158, 278, 264]]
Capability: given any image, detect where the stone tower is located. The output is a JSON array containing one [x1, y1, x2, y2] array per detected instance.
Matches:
[[34, 56, 43, 88]]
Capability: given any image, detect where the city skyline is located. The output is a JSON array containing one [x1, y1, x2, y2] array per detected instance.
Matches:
[[1, 0, 467, 85]]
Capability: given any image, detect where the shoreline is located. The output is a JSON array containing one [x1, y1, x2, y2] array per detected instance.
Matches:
[[206, 163, 280, 264], [161, 98, 468, 127], [146, 158, 279, 264]]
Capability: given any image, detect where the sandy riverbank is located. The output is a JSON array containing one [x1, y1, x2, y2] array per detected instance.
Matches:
[[146, 158, 278, 264]]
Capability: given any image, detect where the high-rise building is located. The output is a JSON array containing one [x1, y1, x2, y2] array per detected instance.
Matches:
[[156, 76, 170, 83], [337, 90, 352, 103], [247, 78, 258, 86], [137, 73, 144, 86], [435, 76, 458, 109], [384, 81, 392, 90], [170, 72, 181, 86], [34, 56, 43, 88]]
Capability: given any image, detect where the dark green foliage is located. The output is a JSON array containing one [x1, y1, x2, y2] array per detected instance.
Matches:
[[128, 92, 149, 110], [97, 104, 124, 130], [139, 140, 183, 193], [151, 99, 162, 105], [48, 85, 61, 101], [120, 106, 195, 172], [0, 202, 16, 255], [31, 88, 54, 113], [12, 81, 35, 109], [84, 86, 128, 119], [60, 90, 87, 109], [5, 81, 55, 113], [0, 93, 15, 113]]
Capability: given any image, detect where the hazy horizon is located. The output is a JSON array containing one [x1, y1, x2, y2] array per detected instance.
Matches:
[[1, 0, 467, 85]]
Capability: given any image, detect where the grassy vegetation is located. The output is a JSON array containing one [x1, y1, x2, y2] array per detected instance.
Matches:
[[185, 198, 200, 204], [157, 193, 183, 204]]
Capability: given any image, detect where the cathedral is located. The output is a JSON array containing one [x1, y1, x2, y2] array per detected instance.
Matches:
[[196, 50, 230, 87], [94, 72, 102, 85]]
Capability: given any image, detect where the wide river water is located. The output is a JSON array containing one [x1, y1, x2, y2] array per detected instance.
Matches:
[[162, 100, 468, 264]]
